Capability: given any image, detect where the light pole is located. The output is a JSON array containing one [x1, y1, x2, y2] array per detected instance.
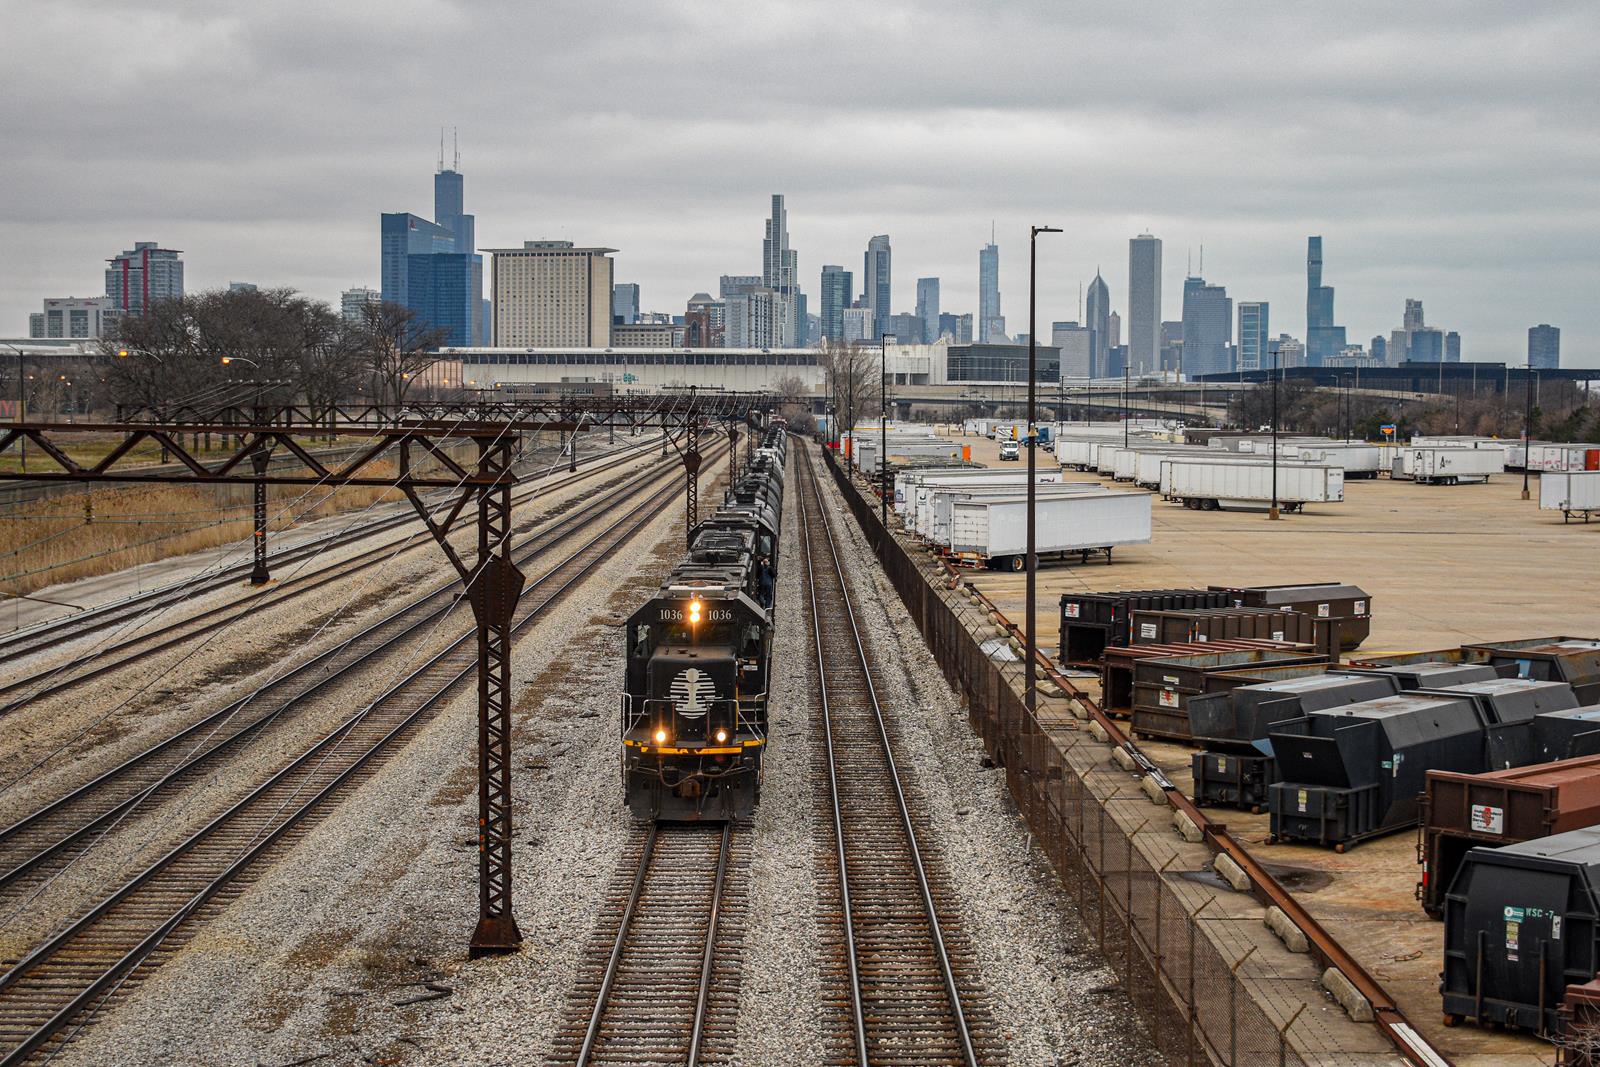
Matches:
[[1522, 367, 1535, 500], [880, 332, 893, 546], [1269, 348, 1281, 520], [1026, 225, 1061, 719], [1122, 360, 1130, 448]]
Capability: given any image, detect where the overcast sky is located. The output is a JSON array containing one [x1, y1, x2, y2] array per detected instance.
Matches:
[[4, 0, 1597, 364]]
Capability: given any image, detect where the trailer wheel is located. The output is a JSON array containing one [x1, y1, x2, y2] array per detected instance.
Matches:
[[1334, 842, 1346, 854], [1442, 1013, 1461, 1028], [1007, 555, 1025, 573]]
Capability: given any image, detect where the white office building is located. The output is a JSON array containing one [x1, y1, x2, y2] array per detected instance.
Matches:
[[488, 241, 615, 347]]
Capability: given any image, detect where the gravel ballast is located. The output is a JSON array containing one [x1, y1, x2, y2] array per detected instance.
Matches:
[[40, 444, 1158, 1065]]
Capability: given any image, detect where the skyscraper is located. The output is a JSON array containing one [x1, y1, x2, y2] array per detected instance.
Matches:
[[487, 240, 615, 347], [1305, 236, 1346, 366], [379, 147, 485, 347], [1051, 321, 1091, 379], [105, 242, 183, 315], [1403, 298, 1425, 332], [863, 235, 891, 339], [1237, 302, 1269, 372], [1528, 324, 1560, 369], [340, 287, 380, 323], [916, 278, 940, 344], [1181, 276, 1232, 377], [1108, 311, 1121, 350], [1370, 335, 1389, 365], [1128, 234, 1161, 374], [978, 238, 1002, 343], [612, 283, 640, 324], [1085, 272, 1111, 380], [1445, 331, 1461, 363], [819, 265, 852, 341], [762, 195, 801, 346], [1410, 327, 1444, 363]]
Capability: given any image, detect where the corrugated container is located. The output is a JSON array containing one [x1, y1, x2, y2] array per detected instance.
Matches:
[[1465, 638, 1600, 705], [1058, 588, 1230, 664], [1129, 607, 1315, 649], [1124, 640, 1331, 741], [1402, 446, 1506, 484], [1160, 459, 1343, 511], [1107, 643, 1318, 716], [1442, 825, 1600, 1036], [946, 491, 1151, 569], [1209, 581, 1372, 650], [1540, 470, 1600, 520], [1418, 754, 1600, 918]]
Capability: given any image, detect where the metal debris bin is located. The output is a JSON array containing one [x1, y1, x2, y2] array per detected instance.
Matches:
[[1420, 754, 1600, 919]]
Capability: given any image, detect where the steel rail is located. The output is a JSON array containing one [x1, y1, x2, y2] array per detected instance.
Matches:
[[797, 446, 979, 1067], [0, 441, 728, 1064], [0, 450, 691, 895], [0, 436, 660, 711], [0, 434, 657, 664], [686, 822, 733, 1067], [571, 822, 733, 1067], [574, 823, 658, 1067]]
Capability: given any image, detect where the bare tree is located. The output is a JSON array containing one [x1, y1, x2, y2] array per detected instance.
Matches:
[[770, 373, 815, 432], [354, 301, 450, 406], [819, 338, 883, 439]]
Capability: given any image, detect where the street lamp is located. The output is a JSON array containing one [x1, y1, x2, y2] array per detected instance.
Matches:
[[1269, 348, 1281, 520], [1026, 224, 1061, 720], [880, 332, 895, 545], [1522, 367, 1536, 501]]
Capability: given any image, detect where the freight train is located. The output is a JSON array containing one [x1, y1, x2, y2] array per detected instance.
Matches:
[[620, 420, 788, 820]]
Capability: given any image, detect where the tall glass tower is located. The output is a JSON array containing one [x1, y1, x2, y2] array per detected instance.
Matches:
[[978, 239, 1002, 342]]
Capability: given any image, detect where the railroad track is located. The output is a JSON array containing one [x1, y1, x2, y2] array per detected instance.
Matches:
[[0, 440, 731, 1065], [555, 822, 746, 1067], [794, 445, 999, 1067], [0, 434, 664, 712], [0, 432, 659, 668], [0, 445, 704, 908]]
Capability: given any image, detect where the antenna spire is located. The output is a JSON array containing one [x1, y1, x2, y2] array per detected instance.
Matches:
[[438, 127, 444, 171], [1199, 243, 1204, 274], [453, 126, 460, 170]]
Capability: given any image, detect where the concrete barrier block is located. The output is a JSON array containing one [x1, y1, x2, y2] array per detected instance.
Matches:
[[1265, 906, 1310, 953], [1069, 701, 1090, 721], [1173, 808, 1203, 843], [1086, 720, 1109, 744], [1140, 774, 1168, 806], [1320, 967, 1374, 1023], [1215, 853, 1251, 893], [1112, 747, 1137, 772]]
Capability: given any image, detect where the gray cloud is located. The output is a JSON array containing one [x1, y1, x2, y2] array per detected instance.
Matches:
[[3, 0, 1597, 362]]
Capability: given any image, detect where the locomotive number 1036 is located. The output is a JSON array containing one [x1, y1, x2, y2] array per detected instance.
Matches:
[[658, 606, 735, 622]]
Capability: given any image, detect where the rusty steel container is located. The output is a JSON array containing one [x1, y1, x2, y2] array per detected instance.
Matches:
[[1419, 755, 1600, 919], [1129, 607, 1315, 649], [1128, 645, 1331, 741], [1209, 581, 1373, 650], [1058, 588, 1229, 665], [1100, 641, 1322, 718]]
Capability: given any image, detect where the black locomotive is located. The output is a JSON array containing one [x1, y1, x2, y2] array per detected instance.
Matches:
[[621, 420, 787, 820]]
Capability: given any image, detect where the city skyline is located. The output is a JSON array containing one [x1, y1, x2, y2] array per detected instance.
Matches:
[[3, 3, 1596, 364]]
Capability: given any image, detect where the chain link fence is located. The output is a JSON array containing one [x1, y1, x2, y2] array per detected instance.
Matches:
[[821, 446, 1306, 1066]]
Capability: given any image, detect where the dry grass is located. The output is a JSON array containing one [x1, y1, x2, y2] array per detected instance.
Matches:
[[0, 478, 406, 601]]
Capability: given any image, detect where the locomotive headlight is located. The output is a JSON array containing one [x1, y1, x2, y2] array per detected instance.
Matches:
[[654, 728, 668, 744], [688, 598, 702, 624], [715, 728, 729, 743]]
